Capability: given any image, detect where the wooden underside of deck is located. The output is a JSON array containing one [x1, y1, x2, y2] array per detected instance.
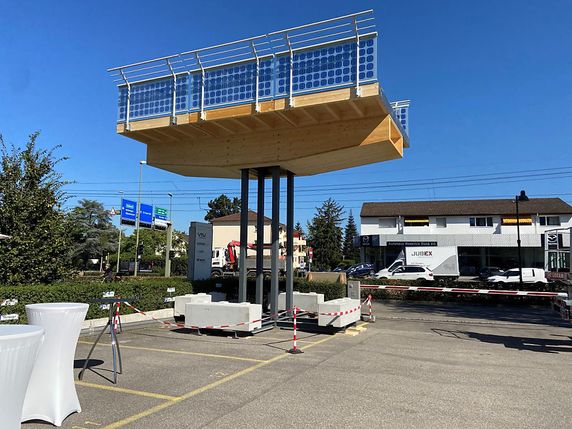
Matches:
[[117, 83, 407, 178]]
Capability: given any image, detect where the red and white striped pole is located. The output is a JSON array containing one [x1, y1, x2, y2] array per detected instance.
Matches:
[[288, 306, 303, 354], [368, 294, 373, 321], [113, 301, 121, 334]]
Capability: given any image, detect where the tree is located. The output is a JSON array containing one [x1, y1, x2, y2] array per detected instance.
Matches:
[[204, 194, 241, 222], [294, 222, 305, 236], [0, 132, 72, 284], [306, 198, 344, 270], [342, 210, 360, 263], [67, 199, 119, 269]]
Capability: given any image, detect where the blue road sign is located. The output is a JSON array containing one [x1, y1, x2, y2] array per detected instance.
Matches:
[[140, 203, 153, 227], [120, 199, 137, 226], [154, 207, 168, 221]]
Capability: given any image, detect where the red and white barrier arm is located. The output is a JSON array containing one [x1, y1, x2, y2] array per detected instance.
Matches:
[[361, 284, 568, 298]]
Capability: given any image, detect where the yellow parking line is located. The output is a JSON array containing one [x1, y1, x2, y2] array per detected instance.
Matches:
[[102, 332, 342, 429], [77, 341, 265, 363], [75, 380, 179, 401]]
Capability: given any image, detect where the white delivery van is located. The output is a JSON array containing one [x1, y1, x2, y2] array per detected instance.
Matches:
[[376, 246, 460, 281]]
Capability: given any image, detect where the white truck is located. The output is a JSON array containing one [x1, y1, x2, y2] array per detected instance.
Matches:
[[376, 246, 460, 281], [211, 241, 285, 278]]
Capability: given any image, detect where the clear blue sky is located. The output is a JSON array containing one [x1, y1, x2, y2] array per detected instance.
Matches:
[[1, 0, 571, 233]]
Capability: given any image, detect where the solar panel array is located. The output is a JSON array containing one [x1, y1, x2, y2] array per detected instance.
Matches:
[[118, 36, 377, 122]]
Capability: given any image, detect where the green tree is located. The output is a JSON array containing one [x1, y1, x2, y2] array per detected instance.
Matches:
[[120, 228, 187, 259], [0, 132, 72, 284], [307, 198, 344, 270], [342, 210, 360, 262], [204, 194, 241, 222], [67, 199, 119, 269], [294, 221, 305, 236]]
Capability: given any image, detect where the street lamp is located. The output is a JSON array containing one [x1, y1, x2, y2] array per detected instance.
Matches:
[[134, 160, 146, 277], [165, 193, 173, 278], [515, 189, 529, 287]]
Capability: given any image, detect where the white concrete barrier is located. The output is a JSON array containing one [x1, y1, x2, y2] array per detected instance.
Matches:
[[174, 293, 212, 317], [184, 301, 262, 332], [318, 298, 361, 328], [278, 292, 324, 313]]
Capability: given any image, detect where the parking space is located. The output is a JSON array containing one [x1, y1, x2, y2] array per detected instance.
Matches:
[[23, 302, 572, 429]]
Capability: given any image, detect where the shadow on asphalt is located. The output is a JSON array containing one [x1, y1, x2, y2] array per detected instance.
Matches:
[[384, 301, 571, 327], [461, 331, 572, 354]]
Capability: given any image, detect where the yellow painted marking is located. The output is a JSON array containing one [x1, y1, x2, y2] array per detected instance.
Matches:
[[85, 422, 102, 426], [77, 341, 264, 363], [75, 381, 179, 401], [248, 335, 316, 343], [72, 426, 88, 429], [102, 333, 341, 429], [357, 322, 369, 329]]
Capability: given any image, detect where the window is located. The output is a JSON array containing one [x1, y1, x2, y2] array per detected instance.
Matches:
[[470, 217, 493, 227], [436, 217, 447, 228], [404, 217, 429, 227], [379, 217, 397, 228], [539, 216, 561, 226], [403, 266, 426, 273]]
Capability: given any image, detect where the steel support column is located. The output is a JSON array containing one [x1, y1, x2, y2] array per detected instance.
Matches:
[[286, 171, 295, 314], [239, 168, 249, 302], [270, 166, 280, 319], [256, 170, 265, 305]]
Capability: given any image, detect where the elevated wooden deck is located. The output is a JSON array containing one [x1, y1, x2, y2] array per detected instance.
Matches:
[[117, 83, 407, 178]]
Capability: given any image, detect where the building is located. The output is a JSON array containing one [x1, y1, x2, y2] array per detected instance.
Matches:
[[360, 198, 572, 275], [211, 210, 307, 269]]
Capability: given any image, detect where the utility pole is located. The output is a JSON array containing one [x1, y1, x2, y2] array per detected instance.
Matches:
[[117, 191, 124, 273], [134, 160, 146, 277], [165, 193, 173, 278]]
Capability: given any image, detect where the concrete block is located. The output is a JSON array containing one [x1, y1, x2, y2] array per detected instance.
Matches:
[[278, 291, 324, 313], [184, 301, 262, 332], [174, 293, 211, 317], [318, 298, 361, 328], [208, 292, 227, 302]]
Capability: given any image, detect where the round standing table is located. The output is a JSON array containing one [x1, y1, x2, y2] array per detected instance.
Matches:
[[0, 325, 45, 429], [22, 303, 89, 427]]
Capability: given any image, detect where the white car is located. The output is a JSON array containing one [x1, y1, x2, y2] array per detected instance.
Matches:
[[487, 268, 548, 285], [376, 265, 434, 281]]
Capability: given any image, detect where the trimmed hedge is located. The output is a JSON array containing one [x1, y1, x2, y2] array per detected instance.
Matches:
[[0, 278, 192, 324]]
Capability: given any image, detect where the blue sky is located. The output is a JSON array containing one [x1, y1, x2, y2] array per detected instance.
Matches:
[[1, 0, 571, 233]]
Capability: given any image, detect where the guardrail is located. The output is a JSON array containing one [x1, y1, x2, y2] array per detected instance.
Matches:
[[108, 11, 379, 129]]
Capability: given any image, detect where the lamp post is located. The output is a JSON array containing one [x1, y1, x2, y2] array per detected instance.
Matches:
[[515, 190, 529, 287], [116, 191, 124, 273], [165, 193, 173, 278], [134, 160, 146, 277]]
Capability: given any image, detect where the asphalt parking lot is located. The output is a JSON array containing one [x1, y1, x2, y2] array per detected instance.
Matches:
[[24, 301, 572, 429]]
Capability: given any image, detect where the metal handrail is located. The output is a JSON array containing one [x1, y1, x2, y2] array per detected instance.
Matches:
[[108, 10, 376, 86]]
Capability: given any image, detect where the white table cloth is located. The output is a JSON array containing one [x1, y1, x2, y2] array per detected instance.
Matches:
[[22, 303, 89, 426], [0, 325, 44, 429]]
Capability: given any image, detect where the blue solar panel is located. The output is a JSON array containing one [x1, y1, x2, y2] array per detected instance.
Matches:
[[119, 36, 377, 122]]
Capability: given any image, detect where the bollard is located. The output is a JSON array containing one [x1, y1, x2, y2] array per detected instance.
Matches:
[[288, 306, 303, 354]]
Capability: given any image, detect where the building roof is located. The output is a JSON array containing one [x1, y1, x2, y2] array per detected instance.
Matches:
[[360, 198, 572, 217], [211, 210, 280, 225]]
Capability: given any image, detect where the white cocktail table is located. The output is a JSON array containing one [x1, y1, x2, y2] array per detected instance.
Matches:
[[22, 303, 89, 427], [0, 324, 44, 429]]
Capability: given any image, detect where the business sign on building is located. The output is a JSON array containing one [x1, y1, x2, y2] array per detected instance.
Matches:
[[188, 222, 213, 281], [386, 241, 437, 247], [360, 235, 380, 247]]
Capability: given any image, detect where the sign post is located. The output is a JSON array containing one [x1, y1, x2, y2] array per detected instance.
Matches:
[[308, 247, 313, 273]]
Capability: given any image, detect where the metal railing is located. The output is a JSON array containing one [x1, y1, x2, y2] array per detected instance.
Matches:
[[109, 10, 380, 129]]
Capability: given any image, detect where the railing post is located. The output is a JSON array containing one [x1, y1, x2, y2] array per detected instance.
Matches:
[[353, 16, 361, 97], [166, 59, 177, 125], [195, 52, 206, 120], [285, 34, 294, 107], [120, 70, 131, 132], [251, 41, 260, 112]]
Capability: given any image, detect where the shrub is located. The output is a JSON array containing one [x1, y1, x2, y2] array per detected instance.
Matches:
[[0, 278, 192, 324]]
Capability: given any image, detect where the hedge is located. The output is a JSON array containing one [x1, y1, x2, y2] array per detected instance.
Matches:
[[0, 278, 192, 324]]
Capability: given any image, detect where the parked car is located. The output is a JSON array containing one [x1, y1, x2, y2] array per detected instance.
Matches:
[[479, 267, 503, 281], [487, 268, 548, 285], [332, 264, 349, 272], [346, 263, 375, 278], [376, 265, 434, 282]]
